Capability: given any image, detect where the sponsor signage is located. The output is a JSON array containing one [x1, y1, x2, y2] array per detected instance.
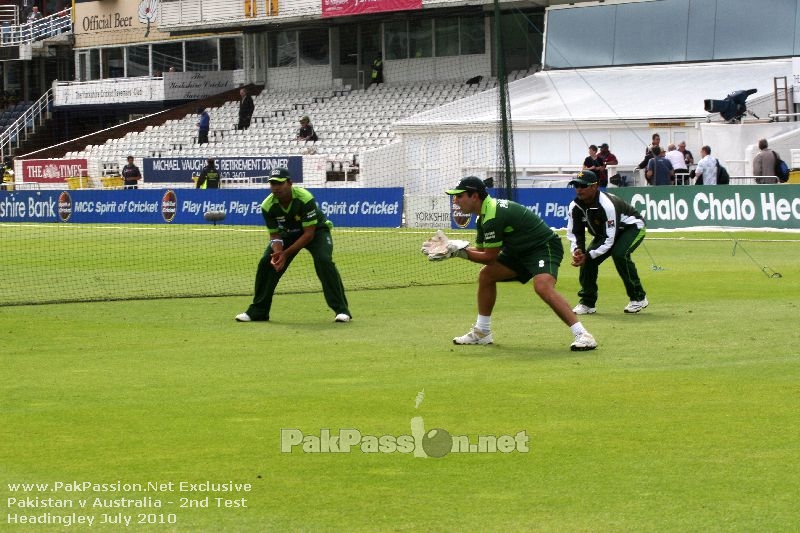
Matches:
[[3, 186, 799, 230], [22, 159, 89, 183], [74, 0, 169, 47], [405, 195, 452, 229], [451, 186, 800, 230], [53, 71, 235, 107], [0, 188, 404, 228], [163, 71, 236, 101], [144, 156, 304, 183], [612, 186, 800, 229], [450, 188, 576, 230], [53, 78, 164, 107], [322, 0, 422, 18]]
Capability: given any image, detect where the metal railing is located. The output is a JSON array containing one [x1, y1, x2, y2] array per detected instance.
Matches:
[[0, 8, 72, 47], [0, 5, 19, 26], [0, 90, 52, 161]]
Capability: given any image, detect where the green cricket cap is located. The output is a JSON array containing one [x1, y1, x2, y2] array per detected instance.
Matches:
[[569, 170, 598, 187], [268, 168, 291, 182], [445, 176, 486, 195]]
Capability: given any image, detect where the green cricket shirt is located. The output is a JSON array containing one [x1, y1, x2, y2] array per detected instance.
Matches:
[[261, 187, 332, 239], [476, 196, 556, 254]]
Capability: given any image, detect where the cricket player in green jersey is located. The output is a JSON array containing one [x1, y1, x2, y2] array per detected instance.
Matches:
[[443, 176, 597, 351], [235, 167, 351, 323]]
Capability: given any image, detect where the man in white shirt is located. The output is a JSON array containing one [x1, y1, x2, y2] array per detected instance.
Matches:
[[664, 144, 687, 171], [694, 145, 718, 185], [665, 144, 689, 184]]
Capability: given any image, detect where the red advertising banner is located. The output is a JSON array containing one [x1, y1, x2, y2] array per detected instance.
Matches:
[[322, 0, 421, 18], [22, 159, 89, 183]]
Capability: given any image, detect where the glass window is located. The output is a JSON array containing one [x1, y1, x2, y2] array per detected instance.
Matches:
[[89, 49, 100, 80], [269, 31, 297, 68], [103, 47, 124, 78], [686, 0, 716, 61], [545, 0, 800, 69], [220, 37, 243, 70], [715, 0, 795, 59], [339, 25, 358, 65], [152, 41, 184, 73], [385, 21, 408, 60], [409, 19, 432, 58], [545, 6, 614, 68], [126, 44, 150, 77], [435, 18, 459, 57], [459, 16, 485, 55], [185, 39, 218, 71], [299, 28, 329, 66], [614, 0, 688, 65]]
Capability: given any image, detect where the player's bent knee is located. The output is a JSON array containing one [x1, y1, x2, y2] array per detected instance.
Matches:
[[532, 274, 556, 296]]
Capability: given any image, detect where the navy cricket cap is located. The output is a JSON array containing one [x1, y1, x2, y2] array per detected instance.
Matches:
[[268, 168, 291, 182], [569, 170, 598, 187], [446, 176, 487, 195]]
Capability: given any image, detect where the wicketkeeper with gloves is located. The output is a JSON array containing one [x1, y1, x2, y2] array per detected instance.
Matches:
[[429, 176, 597, 351]]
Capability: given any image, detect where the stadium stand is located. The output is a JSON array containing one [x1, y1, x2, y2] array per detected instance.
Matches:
[[64, 78, 502, 185]]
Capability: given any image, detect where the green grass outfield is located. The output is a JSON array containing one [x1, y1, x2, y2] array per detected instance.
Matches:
[[1, 231, 799, 532]]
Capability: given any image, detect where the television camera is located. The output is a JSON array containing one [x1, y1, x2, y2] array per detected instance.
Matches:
[[704, 89, 758, 122]]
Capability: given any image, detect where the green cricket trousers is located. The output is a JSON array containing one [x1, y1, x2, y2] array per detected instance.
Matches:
[[578, 227, 647, 308]]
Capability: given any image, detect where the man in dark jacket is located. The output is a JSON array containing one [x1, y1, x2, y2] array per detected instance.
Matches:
[[196, 158, 220, 189], [566, 170, 649, 315], [238, 88, 254, 130]]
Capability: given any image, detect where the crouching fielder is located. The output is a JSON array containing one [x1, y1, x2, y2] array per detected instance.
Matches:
[[435, 176, 597, 351], [566, 170, 648, 315]]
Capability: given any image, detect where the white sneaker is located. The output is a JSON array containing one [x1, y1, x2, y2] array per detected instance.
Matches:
[[453, 327, 493, 345], [623, 298, 649, 314], [573, 303, 597, 315], [235, 312, 251, 322], [570, 331, 597, 351], [335, 313, 351, 322]]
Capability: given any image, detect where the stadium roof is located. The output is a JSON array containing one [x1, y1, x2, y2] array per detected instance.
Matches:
[[395, 59, 793, 128]]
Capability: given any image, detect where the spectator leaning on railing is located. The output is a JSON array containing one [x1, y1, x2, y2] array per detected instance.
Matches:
[[27, 6, 42, 23]]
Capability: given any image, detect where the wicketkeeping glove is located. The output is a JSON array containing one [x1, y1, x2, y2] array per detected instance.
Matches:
[[421, 230, 470, 261]]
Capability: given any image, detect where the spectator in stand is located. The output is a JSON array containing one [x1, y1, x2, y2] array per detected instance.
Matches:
[[121, 156, 141, 189], [597, 143, 618, 187], [645, 145, 674, 186], [196, 108, 210, 145], [238, 87, 255, 130], [665, 143, 689, 184], [637, 133, 661, 170], [27, 6, 42, 23], [296, 115, 318, 142], [678, 141, 694, 166], [752, 138, 777, 184], [694, 145, 718, 185], [582, 145, 604, 185]]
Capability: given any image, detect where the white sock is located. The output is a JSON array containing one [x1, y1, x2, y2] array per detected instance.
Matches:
[[476, 315, 491, 332], [570, 322, 586, 336]]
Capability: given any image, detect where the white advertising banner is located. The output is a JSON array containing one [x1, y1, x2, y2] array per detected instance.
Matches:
[[53, 78, 165, 106], [163, 71, 236, 101], [405, 195, 452, 229], [53, 71, 235, 106]]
